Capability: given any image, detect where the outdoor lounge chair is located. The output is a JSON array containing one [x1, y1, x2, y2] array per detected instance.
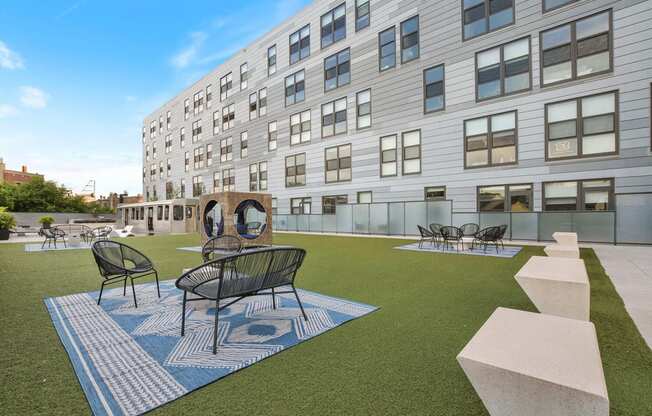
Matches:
[[471, 225, 507, 252], [40, 227, 66, 249], [417, 225, 435, 248], [460, 223, 480, 239], [90, 225, 113, 242], [201, 234, 242, 262], [429, 223, 444, 247], [176, 246, 308, 354], [91, 240, 160, 308], [440, 226, 464, 251], [112, 225, 135, 238]]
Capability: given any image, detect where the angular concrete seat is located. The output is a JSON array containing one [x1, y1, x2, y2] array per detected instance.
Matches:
[[457, 307, 609, 416], [515, 256, 590, 321], [544, 243, 580, 259], [553, 232, 578, 246]]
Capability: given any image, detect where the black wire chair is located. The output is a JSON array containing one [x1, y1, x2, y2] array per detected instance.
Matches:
[[471, 226, 506, 252], [176, 246, 308, 354], [40, 227, 66, 249], [91, 240, 160, 307], [496, 224, 508, 249], [440, 226, 464, 251], [201, 234, 243, 262], [417, 225, 435, 248], [460, 223, 480, 239], [89, 226, 112, 243], [429, 223, 444, 247]]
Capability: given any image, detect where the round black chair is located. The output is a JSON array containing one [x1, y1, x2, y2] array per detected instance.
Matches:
[[201, 235, 243, 262], [460, 223, 480, 238], [440, 226, 464, 251]]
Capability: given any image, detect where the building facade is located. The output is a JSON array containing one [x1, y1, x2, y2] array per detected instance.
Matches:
[[142, 0, 651, 230], [0, 158, 43, 185]]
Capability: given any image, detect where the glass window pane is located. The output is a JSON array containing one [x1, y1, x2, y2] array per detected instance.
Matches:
[[466, 149, 489, 167], [549, 120, 577, 140], [477, 48, 500, 68], [505, 72, 530, 94], [577, 12, 610, 39], [584, 191, 609, 211], [465, 117, 488, 135], [545, 181, 577, 198], [547, 100, 577, 122], [583, 114, 614, 135], [403, 131, 420, 146], [583, 133, 615, 154], [504, 38, 529, 60], [491, 112, 515, 131], [582, 93, 615, 117], [491, 146, 516, 164], [403, 159, 420, 174], [577, 51, 610, 77], [543, 62, 572, 84], [542, 25, 571, 49], [548, 137, 578, 158]]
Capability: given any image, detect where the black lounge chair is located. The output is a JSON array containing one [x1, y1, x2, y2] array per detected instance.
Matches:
[[460, 223, 480, 239], [440, 226, 464, 251], [91, 240, 160, 307], [471, 225, 508, 252], [176, 247, 308, 354], [41, 227, 66, 249], [417, 225, 435, 248], [89, 226, 112, 242], [201, 234, 242, 262], [429, 223, 444, 247]]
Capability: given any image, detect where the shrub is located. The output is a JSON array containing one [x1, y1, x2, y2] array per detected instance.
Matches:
[[38, 216, 55, 227], [0, 207, 16, 230]]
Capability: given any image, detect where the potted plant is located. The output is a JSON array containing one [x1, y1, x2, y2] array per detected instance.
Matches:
[[0, 208, 16, 241], [38, 216, 55, 229]]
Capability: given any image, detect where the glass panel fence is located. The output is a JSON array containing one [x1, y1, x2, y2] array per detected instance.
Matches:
[[480, 212, 510, 237], [287, 215, 297, 232], [427, 201, 452, 227], [336, 204, 353, 233], [323, 214, 337, 233], [353, 204, 370, 234], [452, 212, 479, 228], [404, 201, 427, 236], [510, 212, 538, 240], [573, 211, 614, 243], [370, 203, 389, 234], [616, 193, 652, 244], [389, 202, 405, 235], [539, 212, 573, 241], [297, 215, 310, 232], [310, 215, 322, 233]]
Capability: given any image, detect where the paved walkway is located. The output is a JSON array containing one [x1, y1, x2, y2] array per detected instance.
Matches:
[[591, 244, 652, 349]]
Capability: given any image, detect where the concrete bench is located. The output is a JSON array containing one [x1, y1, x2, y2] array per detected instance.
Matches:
[[545, 232, 580, 258], [515, 256, 590, 321], [457, 307, 609, 416], [552, 231, 578, 246]]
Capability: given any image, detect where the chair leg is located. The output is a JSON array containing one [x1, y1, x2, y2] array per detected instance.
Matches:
[[154, 270, 161, 298], [62, 237, 67, 248], [130, 277, 138, 308], [181, 291, 187, 337], [271, 287, 276, 309], [123, 278, 127, 296], [293, 286, 308, 321], [97, 281, 106, 305], [212, 299, 220, 354]]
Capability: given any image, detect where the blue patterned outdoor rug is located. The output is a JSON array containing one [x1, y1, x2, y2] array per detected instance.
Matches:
[[395, 242, 522, 258], [45, 281, 377, 416], [25, 242, 92, 252]]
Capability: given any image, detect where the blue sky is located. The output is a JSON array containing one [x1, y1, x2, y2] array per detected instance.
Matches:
[[0, 0, 311, 197]]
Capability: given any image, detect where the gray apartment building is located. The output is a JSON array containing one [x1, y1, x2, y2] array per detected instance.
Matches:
[[141, 0, 652, 242]]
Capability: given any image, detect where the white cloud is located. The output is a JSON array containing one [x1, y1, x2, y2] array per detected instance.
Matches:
[[19, 86, 49, 109], [170, 32, 207, 69], [125, 95, 137, 102], [0, 104, 19, 119], [0, 41, 24, 70]]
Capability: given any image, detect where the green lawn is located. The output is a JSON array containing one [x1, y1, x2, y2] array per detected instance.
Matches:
[[1, 233, 650, 415]]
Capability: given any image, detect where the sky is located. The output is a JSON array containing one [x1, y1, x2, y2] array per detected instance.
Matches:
[[0, 0, 311, 197]]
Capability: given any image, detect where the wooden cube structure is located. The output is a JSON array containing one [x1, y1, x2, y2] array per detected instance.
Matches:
[[199, 192, 272, 246]]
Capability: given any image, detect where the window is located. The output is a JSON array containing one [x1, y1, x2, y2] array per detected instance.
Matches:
[[357, 191, 372, 204], [478, 184, 532, 212], [271, 198, 278, 215], [152, 143, 157, 159], [180, 127, 186, 148], [206, 85, 213, 109], [291, 197, 311, 214], [220, 137, 233, 162], [268, 121, 278, 151], [544, 179, 613, 211], [180, 179, 186, 198], [322, 97, 347, 137], [220, 72, 233, 101], [322, 195, 347, 214], [325, 144, 352, 183], [541, 10, 612, 86], [212, 111, 220, 135], [465, 111, 517, 168], [545, 91, 617, 160], [165, 134, 172, 153], [425, 186, 446, 201], [380, 135, 397, 177], [463, 0, 514, 40], [192, 175, 204, 197], [213, 171, 221, 193], [206, 143, 213, 166], [173, 205, 184, 220], [166, 182, 174, 199], [142, 126, 146, 142], [153, 188, 157, 201], [355, 0, 370, 31], [379, 27, 396, 71], [240, 63, 248, 90], [544, 0, 576, 12], [324, 48, 350, 91], [249, 92, 258, 120], [353, 89, 371, 129], [164, 205, 169, 221], [184, 152, 190, 172], [259, 88, 267, 116], [185, 207, 192, 219], [285, 70, 305, 106], [424, 65, 445, 113], [400, 16, 419, 63], [321, 3, 346, 48], [159, 161, 164, 179], [193, 90, 204, 115], [268, 45, 277, 76], [290, 110, 311, 145], [285, 153, 306, 187], [249, 162, 268, 191], [166, 111, 172, 129], [402, 130, 421, 174], [222, 103, 235, 131], [146, 145, 150, 162], [150, 120, 156, 138], [192, 120, 202, 143], [476, 37, 530, 101], [159, 115, 164, 131], [193, 146, 204, 170], [290, 25, 310, 64], [184, 98, 190, 120], [240, 131, 248, 159], [222, 168, 235, 191], [157, 205, 163, 221], [166, 158, 172, 176]]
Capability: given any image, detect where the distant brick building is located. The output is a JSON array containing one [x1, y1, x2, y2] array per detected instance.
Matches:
[[97, 192, 144, 211], [0, 158, 43, 185]]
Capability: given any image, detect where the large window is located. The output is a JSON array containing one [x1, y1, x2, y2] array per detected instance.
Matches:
[[285, 153, 306, 187], [240, 63, 248, 90], [165, 134, 172, 154], [192, 175, 204, 197], [220, 137, 233, 162], [465, 111, 517, 168], [544, 0, 576, 12], [249, 92, 258, 120], [191, 120, 202, 143], [545, 91, 617, 160], [193, 90, 204, 115], [541, 10, 612, 86], [240, 131, 248, 159], [325, 144, 352, 183], [355, 0, 370, 31], [222, 103, 235, 131], [184, 152, 189, 172], [291, 197, 311, 214], [324, 48, 350, 91], [180, 179, 186, 198], [402, 130, 421, 175], [290, 110, 311, 145], [322, 195, 347, 214], [380, 135, 397, 177], [213, 171, 221, 193], [463, 0, 514, 40], [544, 179, 613, 211], [222, 168, 235, 192], [356, 89, 371, 129], [379, 27, 396, 71], [206, 143, 213, 166], [400, 16, 419, 63], [268, 121, 278, 151], [321, 3, 346, 48], [166, 111, 172, 129], [425, 186, 446, 201], [357, 191, 372, 204], [166, 182, 174, 199], [180, 127, 186, 148], [249, 162, 268, 191], [476, 37, 530, 101], [206, 85, 213, 109], [267, 45, 277, 76], [322, 97, 347, 137], [184, 98, 190, 120], [424, 65, 445, 113], [220, 72, 233, 101], [290, 25, 310, 64], [285, 70, 305, 106], [213, 111, 220, 135], [259, 88, 267, 116], [150, 120, 156, 138], [478, 184, 532, 212], [193, 146, 204, 170]]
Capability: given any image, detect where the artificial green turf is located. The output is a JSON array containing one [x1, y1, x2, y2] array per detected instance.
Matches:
[[0, 234, 650, 415]]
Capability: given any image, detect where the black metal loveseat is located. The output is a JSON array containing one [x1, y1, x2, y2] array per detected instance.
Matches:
[[175, 247, 308, 354]]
